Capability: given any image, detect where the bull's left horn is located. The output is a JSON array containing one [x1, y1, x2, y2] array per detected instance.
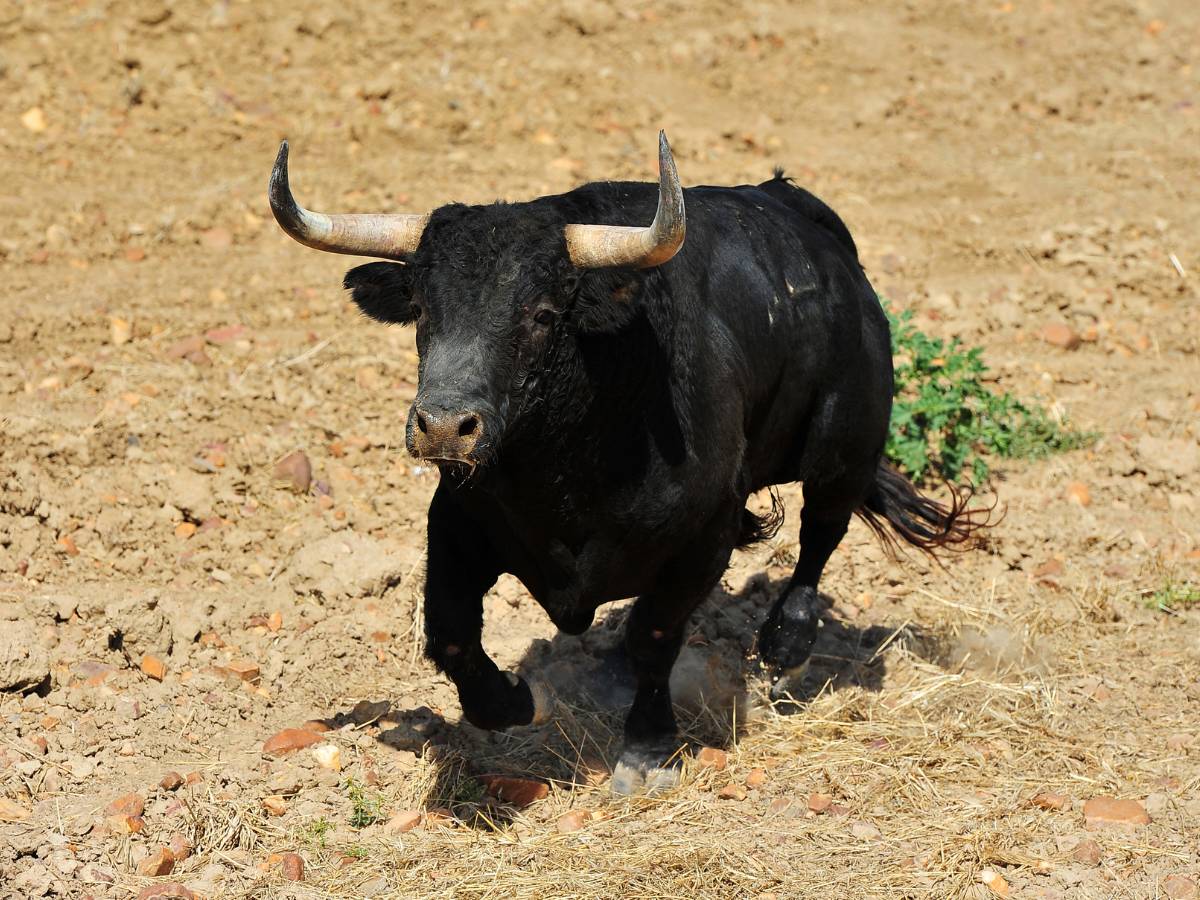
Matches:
[[564, 130, 686, 269], [269, 141, 428, 260]]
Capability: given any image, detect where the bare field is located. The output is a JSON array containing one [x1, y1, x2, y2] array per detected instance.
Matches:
[[1, 1, 1198, 898]]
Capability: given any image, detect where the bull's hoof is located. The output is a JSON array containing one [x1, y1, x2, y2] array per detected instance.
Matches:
[[460, 672, 537, 731], [611, 741, 683, 797], [757, 585, 822, 680]]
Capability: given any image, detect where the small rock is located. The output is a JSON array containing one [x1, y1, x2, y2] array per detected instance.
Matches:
[[479, 774, 549, 807], [1032, 791, 1068, 811], [167, 834, 192, 862], [718, 783, 747, 801], [105, 792, 145, 818], [1064, 482, 1091, 507], [174, 522, 197, 539], [695, 747, 727, 770], [1083, 796, 1150, 829], [980, 869, 1009, 897], [107, 814, 145, 834], [201, 228, 233, 251], [21, 107, 48, 132], [110, 317, 133, 346], [141, 655, 166, 681], [125, 247, 147, 262], [1071, 838, 1103, 866], [137, 847, 175, 877], [221, 660, 261, 683], [262, 795, 288, 816], [745, 768, 767, 789], [1163, 875, 1199, 899], [137, 885, 195, 900], [1041, 323, 1081, 350], [312, 743, 341, 771], [159, 772, 184, 791], [382, 810, 421, 834], [556, 810, 592, 833], [766, 797, 802, 819], [280, 852, 304, 882], [274, 451, 313, 493], [808, 793, 833, 814], [263, 728, 325, 756]]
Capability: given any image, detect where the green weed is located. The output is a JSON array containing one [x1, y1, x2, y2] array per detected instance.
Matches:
[[1145, 579, 1200, 613], [345, 778, 384, 829], [884, 302, 1095, 484]]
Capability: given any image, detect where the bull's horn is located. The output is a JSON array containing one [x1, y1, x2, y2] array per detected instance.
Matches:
[[268, 141, 428, 260], [564, 130, 686, 269]]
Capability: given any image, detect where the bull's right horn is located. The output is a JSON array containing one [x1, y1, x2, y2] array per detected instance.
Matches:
[[268, 141, 428, 260]]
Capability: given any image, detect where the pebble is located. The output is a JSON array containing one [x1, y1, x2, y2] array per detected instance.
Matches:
[[1032, 791, 1068, 811], [168, 834, 192, 861], [1064, 482, 1091, 507], [695, 747, 727, 771], [808, 793, 833, 814], [141, 655, 166, 681], [105, 792, 145, 817], [1071, 838, 1103, 865], [382, 810, 422, 834], [479, 775, 549, 807], [159, 772, 184, 791], [980, 869, 1009, 897], [263, 728, 325, 756], [312, 744, 341, 771], [137, 847, 175, 877], [1041, 323, 1081, 350], [280, 852, 305, 882], [556, 810, 592, 833], [221, 660, 261, 683], [1163, 875, 1199, 899], [273, 451, 313, 493], [110, 317, 133, 346], [718, 783, 747, 801], [21, 107, 48, 132], [745, 768, 767, 789], [174, 522, 197, 539], [1083, 796, 1150, 828], [262, 795, 288, 816], [136, 885, 195, 900]]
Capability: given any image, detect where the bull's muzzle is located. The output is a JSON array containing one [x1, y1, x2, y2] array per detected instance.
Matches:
[[410, 401, 483, 462]]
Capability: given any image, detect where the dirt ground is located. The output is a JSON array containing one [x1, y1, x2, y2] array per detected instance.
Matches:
[[2, 0, 1199, 897]]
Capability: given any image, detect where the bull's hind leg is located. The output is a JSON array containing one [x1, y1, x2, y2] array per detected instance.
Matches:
[[757, 476, 868, 684], [612, 518, 738, 796]]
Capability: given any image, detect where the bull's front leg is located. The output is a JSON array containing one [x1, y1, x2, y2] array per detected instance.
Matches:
[[424, 484, 551, 731]]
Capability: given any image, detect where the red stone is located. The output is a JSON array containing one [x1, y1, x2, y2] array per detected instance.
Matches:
[[479, 774, 549, 807], [1083, 796, 1150, 828], [105, 792, 145, 818], [263, 728, 324, 756]]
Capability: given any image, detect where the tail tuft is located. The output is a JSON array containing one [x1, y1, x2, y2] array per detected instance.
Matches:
[[857, 461, 995, 557], [738, 487, 785, 549]]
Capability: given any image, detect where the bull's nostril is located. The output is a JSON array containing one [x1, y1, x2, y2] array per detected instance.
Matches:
[[459, 415, 479, 438], [416, 412, 428, 434]]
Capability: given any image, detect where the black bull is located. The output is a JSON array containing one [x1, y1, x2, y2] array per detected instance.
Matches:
[[269, 134, 985, 794]]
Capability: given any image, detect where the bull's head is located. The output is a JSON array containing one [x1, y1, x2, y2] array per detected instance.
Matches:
[[269, 133, 685, 469]]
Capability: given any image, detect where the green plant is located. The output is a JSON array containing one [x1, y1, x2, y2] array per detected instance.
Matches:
[[1145, 579, 1200, 613], [884, 301, 1094, 484], [305, 817, 334, 846], [345, 778, 384, 829]]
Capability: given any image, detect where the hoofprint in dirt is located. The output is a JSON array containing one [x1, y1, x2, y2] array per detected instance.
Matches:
[[2, 0, 1199, 897]]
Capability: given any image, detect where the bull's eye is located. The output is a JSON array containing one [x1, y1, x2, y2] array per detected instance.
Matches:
[[533, 309, 555, 327]]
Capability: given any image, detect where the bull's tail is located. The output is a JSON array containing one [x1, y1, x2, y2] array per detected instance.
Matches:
[[856, 461, 994, 556]]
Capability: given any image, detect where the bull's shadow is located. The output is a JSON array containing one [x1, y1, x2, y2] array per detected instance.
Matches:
[[341, 572, 913, 818]]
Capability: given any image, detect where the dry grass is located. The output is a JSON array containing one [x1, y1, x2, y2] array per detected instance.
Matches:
[[196, 585, 1198, 900]]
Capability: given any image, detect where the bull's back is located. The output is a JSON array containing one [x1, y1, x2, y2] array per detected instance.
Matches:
[[676, 180, 892, 490]]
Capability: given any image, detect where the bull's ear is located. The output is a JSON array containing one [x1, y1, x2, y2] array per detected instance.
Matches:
[[570, 271, 642, 334], [344, 262, 418, 324]]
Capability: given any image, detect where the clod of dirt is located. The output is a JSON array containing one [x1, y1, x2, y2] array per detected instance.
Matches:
[[0, 615, 50, 692], [1041, 323, 1082, 350], [138, 847, 176, 877], [1071, 838, 1104, 865], [285, 532, 412, 601], [280, 852, 305, 882], [695, 747, 728, 770], [1163, 875, 1199, 899], [718, 783, 748, 801], [1031, 791, 1069, 811], [136, 885, 195, 900], [0, 798, 31, 822], [479, 775, 549, 807]]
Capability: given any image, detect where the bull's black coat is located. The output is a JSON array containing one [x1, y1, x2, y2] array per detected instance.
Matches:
[[343, 171, 981, 792]]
